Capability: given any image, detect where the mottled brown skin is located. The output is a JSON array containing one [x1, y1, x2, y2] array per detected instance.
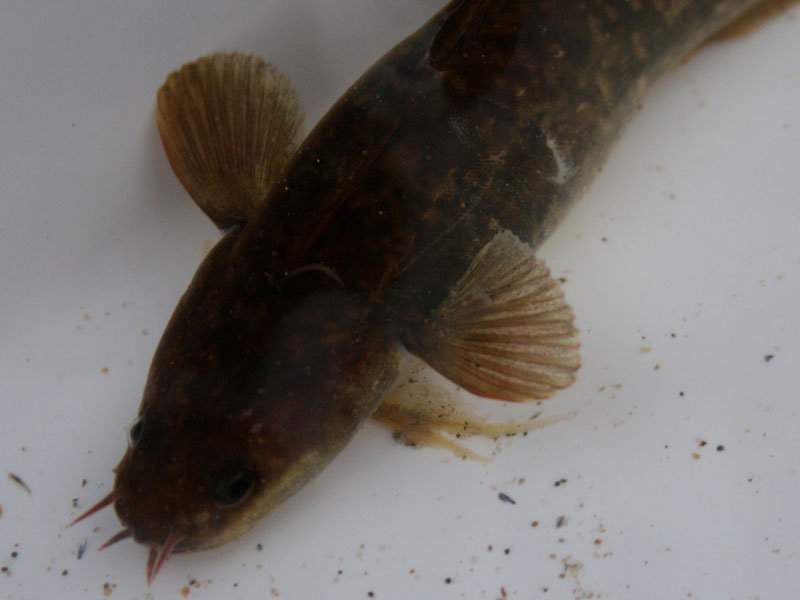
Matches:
[[235, 0, 760, 315], [112, 0, 760, 555], [114, 233, 401, 551]]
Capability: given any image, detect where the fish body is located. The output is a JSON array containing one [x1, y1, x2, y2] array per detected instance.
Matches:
[[240, 0, 755, 287], [74, 0, 761, 581]]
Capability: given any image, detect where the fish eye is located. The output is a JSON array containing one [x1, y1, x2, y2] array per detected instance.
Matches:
[[128, 415, 145, 448], [212, 466, 255, 508]]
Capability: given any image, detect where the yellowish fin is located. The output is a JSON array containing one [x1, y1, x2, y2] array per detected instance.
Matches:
[[373, 389, 573, 461], [407, 230, 580, 401], [156, 52, 304, 228]]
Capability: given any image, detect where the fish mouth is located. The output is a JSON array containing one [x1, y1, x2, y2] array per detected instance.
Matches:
[[69, 489, 190, 585]]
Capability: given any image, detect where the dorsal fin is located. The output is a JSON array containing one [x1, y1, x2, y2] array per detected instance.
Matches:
[[428, 0, 523, 98], [156, 52, 304, 228]]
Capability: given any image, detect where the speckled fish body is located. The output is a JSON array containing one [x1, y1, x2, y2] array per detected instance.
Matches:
[[75, 0, 762, 580], [239, 0, 759, 298]]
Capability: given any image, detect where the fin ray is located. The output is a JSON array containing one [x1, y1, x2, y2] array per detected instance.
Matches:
[[372, 357, 575, 460], [407, 230, 580, 401], [157, 52, 304, 228]]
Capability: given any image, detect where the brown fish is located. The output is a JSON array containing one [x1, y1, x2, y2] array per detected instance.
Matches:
[[71, 0, 762, 583]]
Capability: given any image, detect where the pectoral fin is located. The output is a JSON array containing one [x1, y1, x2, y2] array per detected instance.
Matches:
[[156, 53, 304, 228], [406, 230, 580, 401]]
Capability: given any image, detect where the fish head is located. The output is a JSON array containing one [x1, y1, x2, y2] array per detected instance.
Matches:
[[110, 402, 273, 558], [89, 259, 400, 582]]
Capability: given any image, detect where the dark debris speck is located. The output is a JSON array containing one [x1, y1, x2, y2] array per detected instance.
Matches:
[[8, 474, 31, 495], [764, 354, 774, 362], [498, 493, 516, 505]]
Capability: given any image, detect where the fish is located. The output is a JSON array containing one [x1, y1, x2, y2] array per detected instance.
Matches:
[[71, 0, 764, 583]]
